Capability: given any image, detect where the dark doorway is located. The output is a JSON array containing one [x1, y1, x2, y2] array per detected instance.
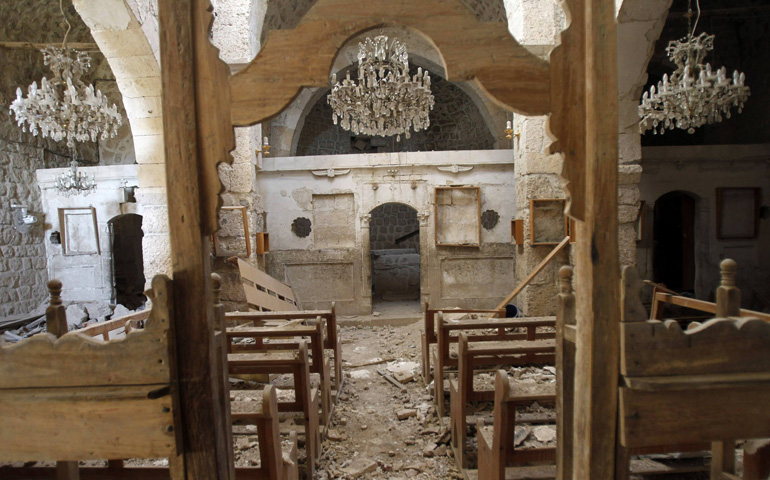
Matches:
[[369, 203, 420, 301], [653, 191, 696, 293], [108, 214, 146, 310]]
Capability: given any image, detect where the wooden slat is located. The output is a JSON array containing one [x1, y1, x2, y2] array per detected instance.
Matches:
[[652, 292, 770, 321], [623, 372, 770, 392], [244, 285, 298, 312], [238, 259, 298, 310], [0, 385, 175, 462], [489, 237, 569, 317], [77, 310, 151, 338], [621, 317, 770, 377], [618, 384, 770, 448], [0, 327, 169, 389]]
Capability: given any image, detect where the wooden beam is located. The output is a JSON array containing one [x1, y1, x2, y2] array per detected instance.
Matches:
[[489, 236, 569, 317], [571, 0, 620, 478], [157, 0, 233, 478], [0, 41, 98, 50]]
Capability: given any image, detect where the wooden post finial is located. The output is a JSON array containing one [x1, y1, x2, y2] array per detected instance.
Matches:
[[211, 273, 222, 305], [716, 258, 740, 318], [559, 265, 573, 294], [720, 258, 738, 287], [48, 279, 63, 306]]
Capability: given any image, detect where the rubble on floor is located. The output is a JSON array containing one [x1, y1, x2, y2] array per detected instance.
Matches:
[[0, 301, 144, 343]]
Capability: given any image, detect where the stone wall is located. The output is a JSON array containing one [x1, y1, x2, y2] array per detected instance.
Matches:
[[256, 150, 516, 314], [0, 0, 134, 316], [295, 69, 496, 156], [638, 145, 770, 310], [370, 203, 420, 251]]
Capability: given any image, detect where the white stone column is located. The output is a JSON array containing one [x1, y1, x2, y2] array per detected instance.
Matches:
[[73, 0, 170, 285], [418, 211, 431, 305]]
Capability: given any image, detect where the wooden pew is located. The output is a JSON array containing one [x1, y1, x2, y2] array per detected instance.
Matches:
[[650, 289, 770, 322], [614, 260, 770, 480], [477, 370, 558, 480], [448, 332, 556, 469], [228, 341, 321, 479], [0, 277, 184, 479], [226, 304, 343, 400], [226, 317, 333, 427], [421, 301, 506, 380], [433, 311, 556, 417]]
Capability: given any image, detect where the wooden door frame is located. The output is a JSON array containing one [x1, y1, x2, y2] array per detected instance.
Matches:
[[156, 0, 619, 478]]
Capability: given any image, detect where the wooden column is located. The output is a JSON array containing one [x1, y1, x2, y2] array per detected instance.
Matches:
[[157, 1, 232, 478], [572, 0, 620, 478], [45, 280, 80, 480]]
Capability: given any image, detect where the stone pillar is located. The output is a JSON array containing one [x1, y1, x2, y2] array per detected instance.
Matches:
[[418, 211, 431, 305], [360, 213, 372, 312], [506, 0, 567, 316], [73, 0, 170, 286]]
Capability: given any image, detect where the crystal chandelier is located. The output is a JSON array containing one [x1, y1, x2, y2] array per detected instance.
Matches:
[[9, 0, 122, 196], [638, 0, 750, 135], [55, 161, 96, 197], [327, 35, 434, 141]]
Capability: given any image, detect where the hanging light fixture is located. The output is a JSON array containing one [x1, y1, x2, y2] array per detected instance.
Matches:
[[327, 35, 434, 141], [638, 0, 750, 135], [9, 0, 122, 196]]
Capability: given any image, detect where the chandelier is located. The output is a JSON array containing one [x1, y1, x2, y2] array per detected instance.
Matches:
[[638, 0, 750, 135], [55, 161, 96, 197], [9, 0, 122, 196], [327, 35, 434, 141]]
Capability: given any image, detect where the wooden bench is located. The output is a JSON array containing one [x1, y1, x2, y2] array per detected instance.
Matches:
[[226, 305, 343, 401], [614, 260, 770, 480], [433, 312, 556, 417], [448, 332, 557, 469], [0, 274, 298, 480], [226, 317, 333, 427], [421, 302, 506, 381], [477, 370, 559, 480], [0, 277, 184, 479], [228, 341, 321, 479]]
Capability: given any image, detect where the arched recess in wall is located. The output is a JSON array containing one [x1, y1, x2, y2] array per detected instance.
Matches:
[[108, 213, 146, 310], [294, 65, 496, 156], [652, 191, 698, 294], [369, 203, 421, 301]]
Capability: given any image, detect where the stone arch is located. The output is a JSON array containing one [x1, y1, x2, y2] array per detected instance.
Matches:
[[266, 25, 508, 156], [72, 0, 170, 283], [229, 0, 551, 126], [293, 64, 497, 156]]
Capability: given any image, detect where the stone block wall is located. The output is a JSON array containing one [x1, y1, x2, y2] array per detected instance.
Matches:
[[370, 203, 420, 251]]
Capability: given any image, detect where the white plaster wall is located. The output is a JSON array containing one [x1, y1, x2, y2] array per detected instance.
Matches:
[[638, 145, 770, 307], [257, 150, 517, 313], [36, 165, 139, 304]]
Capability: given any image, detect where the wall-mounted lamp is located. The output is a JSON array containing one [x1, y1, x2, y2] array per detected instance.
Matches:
[[120, 179, 137, 203], [11, 203, 38, 233], [505, 120, 519, 141], [256, 136, 271, 157]]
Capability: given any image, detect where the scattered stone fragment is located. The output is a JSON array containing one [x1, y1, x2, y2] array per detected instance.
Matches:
[[394, 371, 414, 384], [514, 426, 530, 446], [397, 409, 417, 420], [341, 458, 378, 478], [423, 443, 437, 457], [434, 445, 447, 456], [327, 430, 347, 442], [533, 425, 556, 443]]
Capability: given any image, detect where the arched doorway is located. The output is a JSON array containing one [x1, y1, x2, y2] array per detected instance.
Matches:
[[653, 191, 697, 294], [108, 214, 146, 310], [369, 203, 421, 302]]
